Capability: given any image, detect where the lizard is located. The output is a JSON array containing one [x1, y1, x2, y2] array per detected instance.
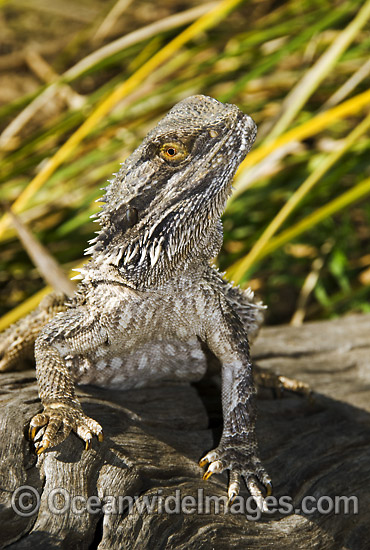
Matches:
[[0, 94, 273, 505]]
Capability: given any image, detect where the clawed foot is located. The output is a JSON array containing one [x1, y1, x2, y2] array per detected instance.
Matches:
[[255, 368, 312, 399], [29, 403, 103, 454], [199, 441, 272, 511]]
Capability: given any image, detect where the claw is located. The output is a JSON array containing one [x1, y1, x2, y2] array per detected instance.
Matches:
[[265, 480, 273, 497], [199, 457, 209, 467], [98, 432, 104, 443], [227, 491, 237, 506], [29, 425, 37, 441], [203, 469, 213, 481], [227, 477, 240, 505], [36, 442, 49, 455], [85, 438, 92, 451]]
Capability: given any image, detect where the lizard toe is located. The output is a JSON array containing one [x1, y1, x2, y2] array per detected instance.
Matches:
[[200, 441, 271, 508], [29, 404, 103, 452], [29, 412, 50, 440]]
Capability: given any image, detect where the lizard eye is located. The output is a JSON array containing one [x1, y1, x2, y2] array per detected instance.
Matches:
[[159, 142, 188, 163]]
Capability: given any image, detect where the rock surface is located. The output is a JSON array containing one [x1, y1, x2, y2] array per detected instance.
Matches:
[[1, 314, 369, 549]]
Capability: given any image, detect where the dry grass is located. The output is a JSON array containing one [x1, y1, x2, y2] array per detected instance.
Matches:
[[0, 0, 369, 327]]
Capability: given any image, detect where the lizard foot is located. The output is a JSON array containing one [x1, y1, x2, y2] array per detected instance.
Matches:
[[29, 403, 103, 454], [199, 440, 272, 510], [255, 368, 312, 400]]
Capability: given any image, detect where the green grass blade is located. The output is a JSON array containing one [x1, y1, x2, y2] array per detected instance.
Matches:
[[228, 176, 370, 282], [267, 0, 370, 141], [229, 111, 370, 280]]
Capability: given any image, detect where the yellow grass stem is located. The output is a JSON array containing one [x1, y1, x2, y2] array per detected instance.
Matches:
[[0, 0, 245, 240], [228, 175, 370, 282], [234, 87, 370, 182], [229, 110, 370, 281], [262, 176, 370, 260], [267, 0, 370, 141], [0, 287, 51, 333]]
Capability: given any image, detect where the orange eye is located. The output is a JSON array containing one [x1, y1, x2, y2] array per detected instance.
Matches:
[[159, 142, 188, 163]]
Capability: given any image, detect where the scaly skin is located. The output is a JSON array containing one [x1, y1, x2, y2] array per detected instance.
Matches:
[[0, 95, 273, 506]]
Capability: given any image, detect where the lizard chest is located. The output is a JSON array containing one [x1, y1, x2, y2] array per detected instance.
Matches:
[[67, 281, 209, 388]]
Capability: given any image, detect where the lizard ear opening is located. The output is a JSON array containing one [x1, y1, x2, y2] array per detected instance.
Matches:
[[126, 206, 138, 228]]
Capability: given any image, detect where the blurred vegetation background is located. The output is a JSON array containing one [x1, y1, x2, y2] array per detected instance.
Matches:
[[0, 0, 369, 329]]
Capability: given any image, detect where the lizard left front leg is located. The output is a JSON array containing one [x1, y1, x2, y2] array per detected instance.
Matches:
[[29, 308, 106, 453], [200, 299, 272, 506]]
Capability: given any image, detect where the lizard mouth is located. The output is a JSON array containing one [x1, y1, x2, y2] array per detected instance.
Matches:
[[234, 109, 257, 156]]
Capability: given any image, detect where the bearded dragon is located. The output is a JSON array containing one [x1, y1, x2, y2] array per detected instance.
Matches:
[[0, 95, 272, 505]]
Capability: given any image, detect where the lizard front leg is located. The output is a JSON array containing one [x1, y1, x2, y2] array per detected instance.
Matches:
[[200, 298, 272, 507], [29, 308, 105, 453]]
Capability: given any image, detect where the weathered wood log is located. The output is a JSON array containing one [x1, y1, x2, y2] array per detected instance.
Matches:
[[1, 314, 369, 549]]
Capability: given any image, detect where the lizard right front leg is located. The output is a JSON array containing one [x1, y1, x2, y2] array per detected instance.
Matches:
[[30, 309, 105, 453], [200, 295, 272, 507]]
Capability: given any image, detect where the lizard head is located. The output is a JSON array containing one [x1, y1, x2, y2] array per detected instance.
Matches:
[[87, 95, 256, 289]]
